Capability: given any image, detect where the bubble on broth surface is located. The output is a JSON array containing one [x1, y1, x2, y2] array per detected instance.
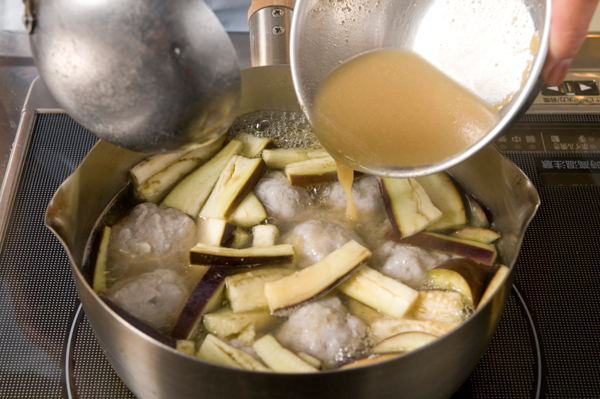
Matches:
[[228, 111, 320, 149]]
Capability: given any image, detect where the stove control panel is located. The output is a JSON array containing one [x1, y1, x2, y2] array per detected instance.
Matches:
[[495, 119, 600, 187], [541, 81, 599, 97], [495, 124, 600, 153], [531, 72, 600, 107]]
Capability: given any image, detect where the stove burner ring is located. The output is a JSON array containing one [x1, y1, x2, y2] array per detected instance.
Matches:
[[64, 286, 544, 399]]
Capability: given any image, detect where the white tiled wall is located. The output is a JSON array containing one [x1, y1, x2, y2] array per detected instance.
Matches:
[[1, 0, 24, 31]]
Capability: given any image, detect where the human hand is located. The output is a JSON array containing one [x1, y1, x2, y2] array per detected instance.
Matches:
[[541, 0, 600, 85]]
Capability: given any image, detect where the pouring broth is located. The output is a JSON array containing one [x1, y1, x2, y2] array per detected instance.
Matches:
[[312, 49, 498, 171], [89, 111, 507, 371]]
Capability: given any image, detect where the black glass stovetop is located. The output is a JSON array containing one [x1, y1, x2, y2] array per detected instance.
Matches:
[[1, 113, 599, 399]]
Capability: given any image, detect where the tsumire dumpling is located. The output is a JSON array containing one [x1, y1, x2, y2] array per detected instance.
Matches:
[[108, 269, 189, 333], [371, 241, 451, 289], [283, 220, 364, 268], [276, 296, 368, 367], [254, 171, 309, 222], [108, 202, 196, 279], [322, 175, 386, 221]]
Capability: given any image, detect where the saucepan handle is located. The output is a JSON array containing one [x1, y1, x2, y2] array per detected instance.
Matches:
[[249, 0, 296, 66], [23, 0, 36, 33]]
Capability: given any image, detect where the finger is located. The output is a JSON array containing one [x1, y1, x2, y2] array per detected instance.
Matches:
[[541, 0, 599, 85]]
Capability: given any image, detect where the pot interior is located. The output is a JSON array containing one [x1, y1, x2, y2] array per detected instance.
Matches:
[[45, 64, 540, 399]]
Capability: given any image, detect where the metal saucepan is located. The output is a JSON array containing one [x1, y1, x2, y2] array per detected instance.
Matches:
[[45, 2, 540, 399], [26, 0, 241, 153], [291, 0, 551, 178]]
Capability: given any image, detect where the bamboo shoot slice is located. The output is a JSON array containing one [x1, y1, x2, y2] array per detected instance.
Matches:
[[197, 334, 270, 371], [93, 226, 111, 294], [130, 150, 188, 187], [196, 217, 236, 247], [380, 177, 442, 238], [203, 307, 277, 338], [135, 137, 226, 203], [252, 224, 279, 248], [371, 332, 438, 354], [477, 265, 510, 310], [262, 148, 329, 169], [415, 173, 467, 231], [238, 133, 276, 158], [253, 334, 318, 373], [227, 191, 268, 228], [284, 156, 338, 186], [226, 268, 294, 313], [264, 240, 371, 312], [339, 354, 400, 370], [176, 340, 196, 356], [199, 155, 265, 219], [161, 140, 242, 216], [338, 266, 418, 319], [190, 243, 295, 268]]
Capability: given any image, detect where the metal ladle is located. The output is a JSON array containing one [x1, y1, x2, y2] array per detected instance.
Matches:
[[25, 0, 241, 153], [290, 0, 550, 178]]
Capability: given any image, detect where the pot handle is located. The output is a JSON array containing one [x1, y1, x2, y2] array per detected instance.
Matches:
[[23, 0, 36, 34], [248, 0, 296, 66]]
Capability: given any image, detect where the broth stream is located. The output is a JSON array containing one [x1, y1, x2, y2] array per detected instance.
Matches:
[[336, 161, 357, 220]]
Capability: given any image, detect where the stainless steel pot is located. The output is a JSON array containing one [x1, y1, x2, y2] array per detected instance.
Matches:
[[44, 2, 540, 398], [45, 63, 539, 399], [291, 0, 551, 178]]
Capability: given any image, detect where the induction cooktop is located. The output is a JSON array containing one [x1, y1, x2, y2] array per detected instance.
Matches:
[[1, 36, 600, 399]]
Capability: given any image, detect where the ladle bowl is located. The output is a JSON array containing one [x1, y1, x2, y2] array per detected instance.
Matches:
[[27, 0, 241, 153], [290, 0, 551, 178]]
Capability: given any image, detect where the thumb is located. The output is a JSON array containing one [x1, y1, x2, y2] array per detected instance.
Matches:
[[541, 0, 599, 86]]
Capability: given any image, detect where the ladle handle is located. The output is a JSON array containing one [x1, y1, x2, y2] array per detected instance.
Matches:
[[23, 0, 36, 33], [248, 0, 296, 66]]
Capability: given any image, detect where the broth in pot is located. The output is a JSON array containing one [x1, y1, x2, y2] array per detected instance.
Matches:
[[89, 111, 507, 372]]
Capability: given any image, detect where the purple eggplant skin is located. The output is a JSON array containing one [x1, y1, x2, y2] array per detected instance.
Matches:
[[189, 252, 294, 268], [387, 231, 496, 266], [379, 180, 403, 237], [287, 171, 339, 186], [220, 223, 237, 246], [99, 295, 176, 348], [171, 267, 230, 340], [431, 258, 491, 307], [287, 171, 363, 187]]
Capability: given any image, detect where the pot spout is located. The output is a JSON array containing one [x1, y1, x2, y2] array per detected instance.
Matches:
[[44, 140, 147, 269]]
